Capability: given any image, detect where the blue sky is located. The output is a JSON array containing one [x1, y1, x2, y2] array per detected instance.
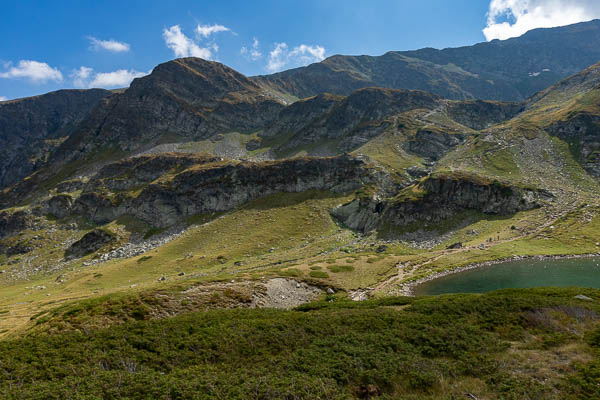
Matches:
[[1, 0, 599, 100]]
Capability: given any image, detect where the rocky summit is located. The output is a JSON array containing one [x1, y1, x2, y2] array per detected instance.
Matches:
[[2, 17, 600, 400]]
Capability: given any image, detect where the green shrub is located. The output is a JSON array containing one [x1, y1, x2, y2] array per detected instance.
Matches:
[[279, 268, 303, 277], [2, 288, 599, 399], [327, 265, 354, 273], [309, 270, 329, 279]]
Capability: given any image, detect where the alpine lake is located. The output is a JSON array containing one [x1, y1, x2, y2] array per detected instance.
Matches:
[[413, 256, 600, 295]]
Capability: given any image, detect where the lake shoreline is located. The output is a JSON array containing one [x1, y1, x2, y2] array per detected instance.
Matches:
[[400, 251, 600, 296]]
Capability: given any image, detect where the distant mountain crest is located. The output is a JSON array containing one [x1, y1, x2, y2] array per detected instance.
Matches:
[[254, 19, 600, 102]]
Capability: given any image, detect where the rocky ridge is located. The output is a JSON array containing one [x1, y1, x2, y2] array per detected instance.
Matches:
[[332, 175, 552, 234], [254, 20, 600, 101], [41, 154, 373, 227], [0, 89, 111, 189]]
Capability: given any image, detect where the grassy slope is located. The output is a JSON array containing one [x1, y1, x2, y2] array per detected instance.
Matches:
[[0, 191, 361, 336], [1, 288, 599, 399], [4, 107, 600, 335]]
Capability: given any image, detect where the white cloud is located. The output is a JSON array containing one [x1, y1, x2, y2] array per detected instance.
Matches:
[[0, 60, 63, 83], [90, 69, 147, 87], [266, 43, 326, 73], [483, 0, 600, 41], [266, 43, 289, 72], [196, 23, 230, 38], [163, 25, 212, 59], [0, 96, 7, 101], [88, 36, 130, 52], [241, 37, 262, 60], [290, 44, 326, 66], [72, 66, 93, 88], [71, 66, 148, 88]]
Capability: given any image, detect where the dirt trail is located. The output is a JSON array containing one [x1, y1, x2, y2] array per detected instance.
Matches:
[[371, 201, 582, 295]]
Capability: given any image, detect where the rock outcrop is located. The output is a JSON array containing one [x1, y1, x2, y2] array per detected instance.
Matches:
[[65, 229, 116, 259], [0, 89, 111, 189], [405, 129, 467, 161], [332, 175, 551, 233], [547, 113, 600, 177], [88, 153, 223, 191], [445, 100, 523, 130], [45, 155, 373, 228], [0, 210, 35, 239]]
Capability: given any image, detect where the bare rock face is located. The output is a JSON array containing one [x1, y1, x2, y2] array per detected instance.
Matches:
[[44, 154, 372, 228], [405, 130, 467, 161], [332, 176, 552, 233], [0, 89, 111, 189], [261, 93, 343, 139], [0, 210, 35, 239], [38, 194, 74, 219], [127, 156, 369, 227], [65, 229, 116, 259], [445, 100, 523, 130], [88, 153, 223, 192], [547, 113, 600, 178]]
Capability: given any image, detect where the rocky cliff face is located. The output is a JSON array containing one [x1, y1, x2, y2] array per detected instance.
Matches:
[[404, 130, 467, 161], [261, 93, 343, 138], [65, 229, 116, 259], [0, 89, 111, 189], [445, 101, 523, 130], [332, 176, 551, 233], [547, 113, 600, 177], [0, 210, 35, 239], [254, 20, 600, 102], [42, 155, 372, 227], [87, 153, 223, 191]]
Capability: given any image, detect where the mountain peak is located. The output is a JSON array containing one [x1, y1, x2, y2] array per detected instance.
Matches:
[[129, 57, 263, 105]]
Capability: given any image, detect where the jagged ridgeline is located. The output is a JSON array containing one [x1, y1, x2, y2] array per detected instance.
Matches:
[[1, 20, 600, 347]]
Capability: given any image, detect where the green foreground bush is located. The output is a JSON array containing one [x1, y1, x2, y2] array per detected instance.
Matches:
[[1, 288, 599, 399]]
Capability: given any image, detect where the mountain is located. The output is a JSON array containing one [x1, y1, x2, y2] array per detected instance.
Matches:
[[54, 58, 286, 165], [0, 89, 111, 188], [3, 22, 600, 398], [254, 19, 600, 101]]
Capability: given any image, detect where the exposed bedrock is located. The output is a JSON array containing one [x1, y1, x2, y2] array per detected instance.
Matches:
[[65, 229, 116, 259], [546, 113, 600, 178], [0, 89, 112, 189], [332, 176, 552, 233], [87, 153, 224, 192], [0, 210, 35, 239], [43, 155, 373, 228], [445, 100, 523, 130], [405, 129, 467, 161]]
